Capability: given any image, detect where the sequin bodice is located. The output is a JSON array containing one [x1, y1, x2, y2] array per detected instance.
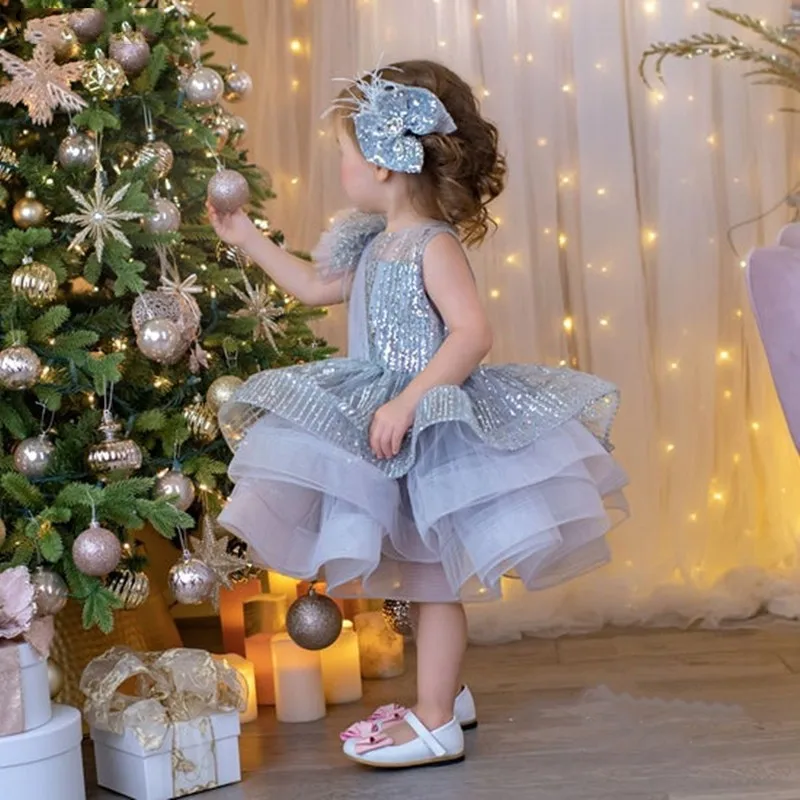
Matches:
[[352, 223, 453, 374]]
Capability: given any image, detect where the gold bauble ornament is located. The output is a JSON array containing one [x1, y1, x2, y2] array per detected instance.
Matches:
[[183, 398, 219, 442], [11, 258, 59, 306], [87, 409, 143, 477], [223, 63, 253, 102], [82, 49, 128, 99], [0, 345, 42, 390], [0, 145, 19, 183], [47, 659, 64, 698], [57, 126, 97, 171], [286, 586, 343, 650], [13, 191, 47, 229], [134, 135, 174, 179], [106, 568, 150, 610], [206, 375, 243, 413], [30, 567, 68, 616], [53, 27, 81, 61]]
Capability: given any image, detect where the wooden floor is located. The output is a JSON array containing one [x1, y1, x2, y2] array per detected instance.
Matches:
[[85, 625, 800, 799]]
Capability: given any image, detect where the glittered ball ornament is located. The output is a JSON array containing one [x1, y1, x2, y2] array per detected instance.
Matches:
[[223, 64, 253, 102], [31, 567, 68, 616], [207, 169, 250, 214], [13, 191, 47, 229], [69, 8, 107, 43], [169, 552, 215, 605], [87, 409, 143, 477], [382, 599, 414, 636], [13, 434, 54, 478], [143, 197, 181, 234], [184, 66, 224, 106], [106, 568, 150, 610], [286, 586, 343, 650], [134, 137, 174, 179], [83, 49, 128, 99], [155, 468, 196, 511], [0, 145, 19, 183], [11, 259, 59, 306], [183, 399, 219, 442], [0, 345, 42, 390], [137, 317, 186, 364], [206, 375, 243, 413], [72, 521, 122, 577], [109, 22, 151, 77], [57, 126, 97, 171], [47, 659, 64, 698]]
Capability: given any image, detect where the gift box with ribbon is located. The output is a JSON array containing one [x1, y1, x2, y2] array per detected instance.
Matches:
[[0, 566, 56, 737], [81, 647, 247, 800]]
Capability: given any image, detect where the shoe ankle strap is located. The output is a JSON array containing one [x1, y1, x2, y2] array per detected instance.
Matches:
[[404, 711, 447, 757]]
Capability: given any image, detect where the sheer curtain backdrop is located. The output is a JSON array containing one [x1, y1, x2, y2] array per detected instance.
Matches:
[[197, 0, 800, 642]]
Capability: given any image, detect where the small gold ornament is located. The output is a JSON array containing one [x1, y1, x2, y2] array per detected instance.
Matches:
[[87, 409, 143, 477], [0, 345, 42, 390], [82, 48, 128, 99], [223, 63, 253, 102], [30, 567, 68, 616], [168, 551, 215, 605], [106, 568, 150, 610], [53, 27, 81, 61], [47, 659, 64, 698], [134, 134, 174, 179], [109, 22, 151, 77], [286, 586, 343, 650], [13, 191, 47, 229], [206, 375, 243, 413], [11, 258, 59, 306], [183, 397, 219, 442], [0, 145, 19, 183]]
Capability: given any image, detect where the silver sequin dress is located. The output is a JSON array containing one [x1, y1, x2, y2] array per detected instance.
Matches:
[[218, 212, 629, 602]]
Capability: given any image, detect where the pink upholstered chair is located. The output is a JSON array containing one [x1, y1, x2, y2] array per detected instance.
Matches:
[[746, 223, 800, 451]]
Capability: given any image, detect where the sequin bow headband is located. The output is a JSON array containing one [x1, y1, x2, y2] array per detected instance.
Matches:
[[330, 70, 457, 174]]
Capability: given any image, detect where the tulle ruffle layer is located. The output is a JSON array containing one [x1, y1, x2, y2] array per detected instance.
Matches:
[[218, 416, 628, 602]]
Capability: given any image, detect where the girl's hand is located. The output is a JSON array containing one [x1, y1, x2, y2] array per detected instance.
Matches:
[[369, 396, 416, 460], [206, 201, 256, 248]]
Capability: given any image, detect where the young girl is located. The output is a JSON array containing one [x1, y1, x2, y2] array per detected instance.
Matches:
[[208, 60, 628, 769]]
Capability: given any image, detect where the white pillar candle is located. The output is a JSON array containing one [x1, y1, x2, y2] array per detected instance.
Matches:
[[320, 620, 362, 704], [213, 654, 258, 723], [268, 572, 301, 600], [354, 611, 405, 679], [270, 632, 326, 723], [244, 633, 276, 705]]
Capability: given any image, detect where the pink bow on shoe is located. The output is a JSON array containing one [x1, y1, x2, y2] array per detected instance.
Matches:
[[354, 731, 394, 755], [340, 719, 381, 742], [368, 703, 408, 724]]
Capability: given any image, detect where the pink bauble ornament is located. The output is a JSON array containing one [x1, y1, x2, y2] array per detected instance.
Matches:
[[207, 169, 250, 213], [72, 521, 122, 577]]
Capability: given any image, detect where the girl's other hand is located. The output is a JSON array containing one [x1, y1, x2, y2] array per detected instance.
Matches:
[[369, 396, 416, 460], [206, 201, 255, 248]]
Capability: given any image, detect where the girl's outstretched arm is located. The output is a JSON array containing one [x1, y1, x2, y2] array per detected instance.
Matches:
[[207, 204, 349, 307]]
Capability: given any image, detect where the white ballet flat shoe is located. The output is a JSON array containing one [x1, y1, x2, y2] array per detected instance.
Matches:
[[454, 685, 477, 730], [342, 711, 465, 769]]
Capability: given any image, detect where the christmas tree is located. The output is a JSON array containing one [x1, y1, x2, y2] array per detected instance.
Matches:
[[0, 0, 331, 631]]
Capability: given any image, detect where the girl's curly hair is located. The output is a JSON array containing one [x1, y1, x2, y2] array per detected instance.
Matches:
[[336, 60, 507, 246]]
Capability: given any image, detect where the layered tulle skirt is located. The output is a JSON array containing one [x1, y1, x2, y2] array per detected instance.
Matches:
[[218, 359, 629, 602]]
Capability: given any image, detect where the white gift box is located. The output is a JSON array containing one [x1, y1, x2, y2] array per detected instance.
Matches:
[[0, 641, 52, 735], [91, 710, 241, 800], [0, 704, 85, 800]]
